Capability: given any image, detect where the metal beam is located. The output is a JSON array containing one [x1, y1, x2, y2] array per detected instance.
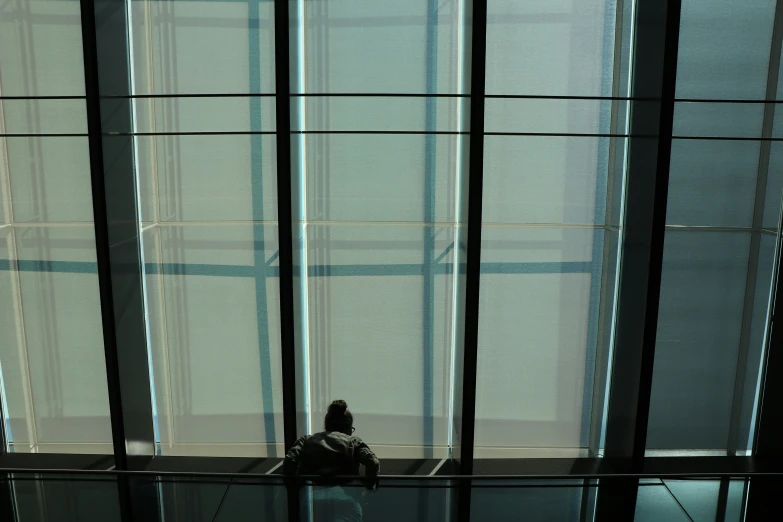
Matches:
[[80, 1, 163, 520], [458, 0, 488, 477], [600, 0, 683, 464], [273, 0, 300, 520], [80, 0, 157, 471], [596, 0, 683, 517], [273, 0, 297, 460], [457, 0, 489, 520]]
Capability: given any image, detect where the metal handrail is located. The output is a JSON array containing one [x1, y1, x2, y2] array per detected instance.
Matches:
[[1, 467, 782, 481]]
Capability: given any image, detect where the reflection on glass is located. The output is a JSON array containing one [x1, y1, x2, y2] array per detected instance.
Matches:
[[470, 481, 584, 521], [635, 482, 693, 522], [301, 481, 454, 522]]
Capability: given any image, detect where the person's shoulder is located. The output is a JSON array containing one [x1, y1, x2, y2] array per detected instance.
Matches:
[[295, 433, 313, 444], [349, 435, 369, 446]]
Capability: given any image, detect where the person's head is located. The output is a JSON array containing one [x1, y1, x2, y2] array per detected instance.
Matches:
[[324, 399, 354, 435]]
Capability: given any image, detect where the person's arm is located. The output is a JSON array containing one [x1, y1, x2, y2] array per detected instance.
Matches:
[[282, 436, 308, 476], [354, 438, 380, 489]]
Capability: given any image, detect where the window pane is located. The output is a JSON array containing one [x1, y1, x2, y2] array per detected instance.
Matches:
[[648, 232, 750, 450], [646, 0, 780, 453], [476, 228, 601, 453], [291, 0, 468, 457], [476, 0, 619, 455], [303, 225, 455, 450], [143, 225, 284, 455], [131, 0, 283, 457], [0, 0, 112, 454], [485, 0, 617, 97], [666, 139, 758, 227]]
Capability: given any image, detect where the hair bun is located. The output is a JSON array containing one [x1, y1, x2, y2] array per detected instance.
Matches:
[[328, 400, 348, 414]]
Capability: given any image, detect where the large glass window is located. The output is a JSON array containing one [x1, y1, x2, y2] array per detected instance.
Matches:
[[6, 0, 781, 466], [290, 0, 468, 457], [474, 0, 622, 456], [0, 0, 112, 453], [130, 0, 284, 457], [646, 0, 782, 454]]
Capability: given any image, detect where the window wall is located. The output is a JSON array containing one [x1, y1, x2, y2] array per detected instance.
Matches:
[[130, 0, 285, 457], [290, 0, 468, 458], [2, 0, 783, 466], [0, 0, 113, 453], [475, 0, 622, 456], [646, 0, 783, 455]]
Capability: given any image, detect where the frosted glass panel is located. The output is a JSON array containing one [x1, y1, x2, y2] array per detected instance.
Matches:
[[484, 99, 610, 135], [292, 0, 468, 458], [12, 226, 111, 452], [475, 228, 601, 451], [0, 0, 111, 454], [676, 0, 775, 100], [134, 98, 275, 134], [135, 135, 278, 223], [666, 139, 758, 227], [303, 225, 455, 454], [648, 232, 750, 450], [673, 103, 764, 138], [293, 0, 465, 94], [1, 100, 87, 136], [129, 0, 276, 95], [483, 136, 609, 225], [145, 225, 284, 456], [478, 0, 617, 455], [293, 97, 464, 132], [648, 0, 782, 454], [297, 134, 460, 223], [7, 138, 93, 223], [486, 0, 617, 96], [0, 0, 86, 97], [131, 0, 283, 456]]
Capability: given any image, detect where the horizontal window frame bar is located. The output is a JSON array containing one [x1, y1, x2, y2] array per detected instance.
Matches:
[[9, 131, 783, 140], [7, 93, 783, 103], [1, 457, 783, 480]]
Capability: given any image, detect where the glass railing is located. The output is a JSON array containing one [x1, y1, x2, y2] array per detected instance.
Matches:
[[0, 471, 762, 521]]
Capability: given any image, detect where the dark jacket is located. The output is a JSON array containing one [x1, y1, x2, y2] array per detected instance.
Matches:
[[282, 431, 380, 483]]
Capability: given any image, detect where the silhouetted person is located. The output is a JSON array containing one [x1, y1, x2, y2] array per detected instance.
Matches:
[[283, 400, 380, 522]]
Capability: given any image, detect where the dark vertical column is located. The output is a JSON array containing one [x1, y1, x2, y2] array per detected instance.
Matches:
[[457, 0, 488, 520], [595, 0, 682, 518], [273, 0, 297, 459], [273, 0, 300, 521], [746, 168, 783, 520], [80, 0, 160, 520], [79, 0, 156, 470]]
